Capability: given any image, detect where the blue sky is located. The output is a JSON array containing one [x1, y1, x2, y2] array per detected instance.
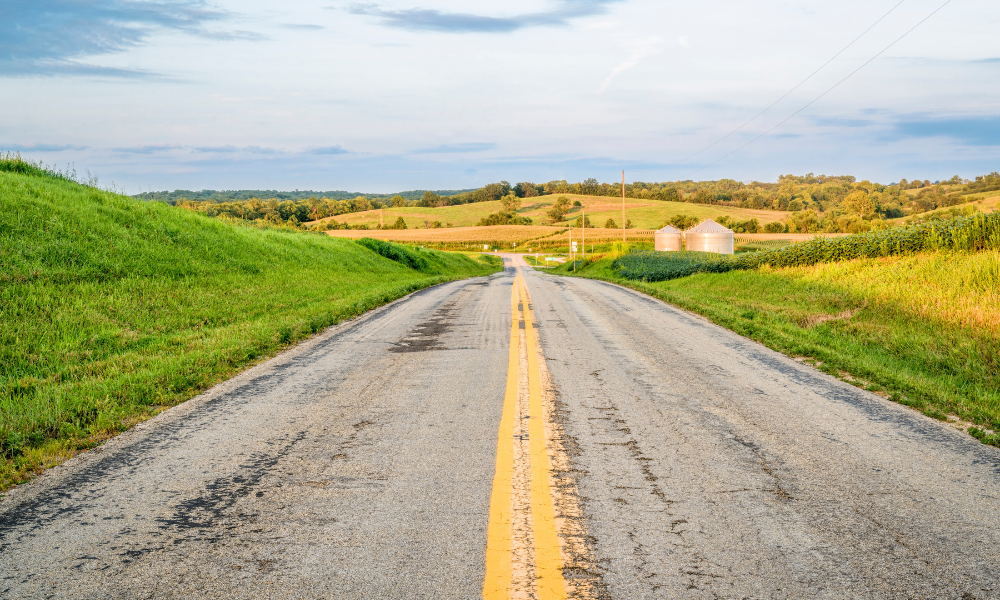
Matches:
[[2, 0, 998, 192]]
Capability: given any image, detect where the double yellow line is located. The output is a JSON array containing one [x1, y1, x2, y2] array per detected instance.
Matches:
[[484, 270, 566, 600]]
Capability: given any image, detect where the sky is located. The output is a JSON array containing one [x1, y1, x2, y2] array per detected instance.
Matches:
[[2, 0, 999, 193]]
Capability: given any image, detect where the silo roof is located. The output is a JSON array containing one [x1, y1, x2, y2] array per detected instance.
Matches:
[[686, 219, 733, 233], [657, 225, 682, 233]]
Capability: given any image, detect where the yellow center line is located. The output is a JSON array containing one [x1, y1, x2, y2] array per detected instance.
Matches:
[[518, 271, 567, 600], [483, 274, 520, 599], [484, 267, 567, 599]]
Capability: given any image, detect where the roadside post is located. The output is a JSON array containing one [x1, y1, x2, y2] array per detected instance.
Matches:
[[569, 226, 573, 268], [622, 170, 626, 243]]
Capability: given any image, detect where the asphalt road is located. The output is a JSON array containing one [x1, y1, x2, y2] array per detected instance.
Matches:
[[2, 256, 998, 599]]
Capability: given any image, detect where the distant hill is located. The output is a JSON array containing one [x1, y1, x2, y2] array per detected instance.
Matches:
[[133, 188, 478, 205]]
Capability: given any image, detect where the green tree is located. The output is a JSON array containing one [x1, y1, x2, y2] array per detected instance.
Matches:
[[390, 195, 408, 207], [604, 218, 617, 228], [546, 196, 571, 223], [842, 190, 877, 220], [421, 191, 443, 207], [658, 187, 680, 202], [500, 192, 521, 214], [351, 196, 373, 212], [515, 182, 539, 198]]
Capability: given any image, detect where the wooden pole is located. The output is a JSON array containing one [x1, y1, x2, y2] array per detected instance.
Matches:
[[621, 170, 626, 242], [582, 206, 585, 259]]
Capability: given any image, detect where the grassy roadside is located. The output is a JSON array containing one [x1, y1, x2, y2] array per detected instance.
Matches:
[[1, 167, 500, 492], [551, 252, 1000, 446]]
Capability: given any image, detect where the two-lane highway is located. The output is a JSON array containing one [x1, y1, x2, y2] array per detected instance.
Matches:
[[2, 256, 998, 599]]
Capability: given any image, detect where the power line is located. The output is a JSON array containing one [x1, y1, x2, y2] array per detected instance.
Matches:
[[685, 0, 954, 179], [668, 0, 909, 169]]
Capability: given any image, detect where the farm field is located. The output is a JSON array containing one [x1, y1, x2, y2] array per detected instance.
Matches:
[[325, 227, 846, 252], [555, 245, 1000, 446], [323, 225, 566, 249], [0, 163, 500, 491], [309, 193, 791, 230]]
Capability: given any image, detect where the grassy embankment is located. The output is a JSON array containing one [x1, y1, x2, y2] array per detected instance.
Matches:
[[551, 220, 1000, 446], [0, 162, 500, 492]]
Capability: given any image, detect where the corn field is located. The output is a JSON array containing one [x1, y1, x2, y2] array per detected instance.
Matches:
[[614, 212, 1000, 281]]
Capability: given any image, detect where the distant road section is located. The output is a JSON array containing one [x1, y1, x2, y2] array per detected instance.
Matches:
[[2, 257, 998, 599]]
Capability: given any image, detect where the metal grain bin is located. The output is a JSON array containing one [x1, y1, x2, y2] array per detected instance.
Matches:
[[654, 225, 683, 251], [684, 219, 734, 254]]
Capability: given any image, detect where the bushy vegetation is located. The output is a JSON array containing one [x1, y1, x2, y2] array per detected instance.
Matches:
[[0, 162, 499, 490], [614, 213, 1000, 281], [355, 237, 430, 271], [354, 237, 470, 275]]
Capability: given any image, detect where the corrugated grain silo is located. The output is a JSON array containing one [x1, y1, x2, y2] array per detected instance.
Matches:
[[654, 225, 683, 251], [684, 219, 734, 254]]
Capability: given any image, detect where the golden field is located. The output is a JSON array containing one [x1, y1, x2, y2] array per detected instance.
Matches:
[[310, 193, 791, 231]]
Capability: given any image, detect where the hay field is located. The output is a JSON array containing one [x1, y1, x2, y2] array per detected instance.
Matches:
[[532, 227, 655, 244], [324, 225, 565, 246], [309, 194, 791, 230]]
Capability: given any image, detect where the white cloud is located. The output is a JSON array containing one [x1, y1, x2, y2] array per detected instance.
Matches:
[[598, 36, 664, 94], [3, 0, 999, 190]]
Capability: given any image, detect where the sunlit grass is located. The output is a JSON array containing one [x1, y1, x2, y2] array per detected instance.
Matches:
[[558, 251, 1000, 443], [0, 168, 498, 491]]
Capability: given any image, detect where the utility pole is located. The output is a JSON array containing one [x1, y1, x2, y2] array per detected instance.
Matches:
[[621, 170, 626, 243], [582, 206, 586, 259]]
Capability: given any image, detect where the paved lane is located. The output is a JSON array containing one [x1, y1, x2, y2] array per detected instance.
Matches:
[[527, 263, 1000, 599], [2, 256, 999, 599], [0, 273, 513, 599]]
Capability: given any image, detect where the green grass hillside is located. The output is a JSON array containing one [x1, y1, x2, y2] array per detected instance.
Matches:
[[0, 163, 499, 491], [555, 242, 1000, 446], [312, 194, 789, 230]]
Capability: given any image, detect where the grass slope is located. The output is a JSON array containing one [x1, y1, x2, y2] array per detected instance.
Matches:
[[311, 194, 790, 230], [553, 252, 1000, 446], [0, 169, 499, 491]]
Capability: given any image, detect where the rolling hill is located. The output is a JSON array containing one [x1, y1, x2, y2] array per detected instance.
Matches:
[[0, 157, 498, 491]]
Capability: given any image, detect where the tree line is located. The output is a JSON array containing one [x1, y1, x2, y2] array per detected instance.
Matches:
[[167, 171, 999, 234], [135, 188, 475, 204]]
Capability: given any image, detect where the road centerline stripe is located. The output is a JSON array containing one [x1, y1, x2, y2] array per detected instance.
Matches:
[[519, 272, 568, 600], [483, 274, 520, 599]]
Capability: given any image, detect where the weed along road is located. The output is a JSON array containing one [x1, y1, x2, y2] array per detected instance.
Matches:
[[2, 256, 1000, 599]]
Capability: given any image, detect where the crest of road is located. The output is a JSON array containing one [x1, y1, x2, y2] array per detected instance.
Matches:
[[2, 255, 998, 599]]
